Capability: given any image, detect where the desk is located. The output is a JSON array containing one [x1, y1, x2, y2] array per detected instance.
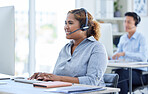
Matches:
[[108, 62, 148, 94], [0, 79, 120, 94], [0, 73, 11, 80]]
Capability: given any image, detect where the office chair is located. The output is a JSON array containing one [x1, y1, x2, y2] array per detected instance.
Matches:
[[103, 73, 119, 88], [111, 68, 148, 94], [132, 72, 148, 94]]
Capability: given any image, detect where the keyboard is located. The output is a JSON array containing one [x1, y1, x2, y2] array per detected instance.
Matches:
[[14, 79, 44, 84], [0, 74, 11, 80]]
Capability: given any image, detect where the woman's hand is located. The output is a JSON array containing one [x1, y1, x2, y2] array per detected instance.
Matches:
[[29, 72, 79, 83], [28, 72, 48, 80], [28, 72, 41, 80], [112, 52, 125, 60], [41, 74, 61, 81], [28, 72, 60, 81]]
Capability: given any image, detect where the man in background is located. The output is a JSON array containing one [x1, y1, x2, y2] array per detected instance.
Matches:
[[112, 12, 148, 94]]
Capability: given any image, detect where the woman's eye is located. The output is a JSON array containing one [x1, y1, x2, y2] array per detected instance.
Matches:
[[69, 22, 73, 24]]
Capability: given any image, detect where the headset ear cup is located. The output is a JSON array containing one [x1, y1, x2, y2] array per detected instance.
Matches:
[[136, 13, 141, 26], [81, 24, 85, 31], [135, 15, 141, 26], [137, 16, 141, 24]]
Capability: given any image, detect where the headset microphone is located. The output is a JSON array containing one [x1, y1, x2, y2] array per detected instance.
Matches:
[[68, 26, 89, 35], [68, 28, 82, 35]]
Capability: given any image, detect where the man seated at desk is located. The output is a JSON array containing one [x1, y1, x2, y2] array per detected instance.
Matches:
[[111, 12, 148, 94]]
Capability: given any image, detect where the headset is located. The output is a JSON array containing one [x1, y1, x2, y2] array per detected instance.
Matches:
[[80, 8, 89, 31], [68, 8, 89, 35], [135, 14, 141, 26]]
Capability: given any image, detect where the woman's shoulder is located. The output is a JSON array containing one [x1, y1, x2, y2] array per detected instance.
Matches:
[[94, 40, 104, 46], [93, 41, 107, 53], [87, 36, 105, 48]]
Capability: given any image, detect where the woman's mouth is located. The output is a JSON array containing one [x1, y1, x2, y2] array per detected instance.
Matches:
[[65, 31, 71, 35]]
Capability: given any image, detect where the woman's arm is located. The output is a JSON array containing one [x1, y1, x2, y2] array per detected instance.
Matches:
[[43, 73, 79, 83], [28, 72, 79, 83], [78, 44, 108, 85]]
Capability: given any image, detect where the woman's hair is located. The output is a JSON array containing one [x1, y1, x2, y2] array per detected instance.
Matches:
[[68, 8, 100, 41], [125, 12, 141, 26]]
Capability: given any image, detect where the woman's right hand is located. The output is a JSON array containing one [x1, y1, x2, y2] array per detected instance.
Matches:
[[28, 72, 42, 80]]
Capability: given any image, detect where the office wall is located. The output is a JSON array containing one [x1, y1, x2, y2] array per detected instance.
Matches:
[[75, 0, 97, 17], [137, 17, 148, 59], [137, 17, 148, 42]]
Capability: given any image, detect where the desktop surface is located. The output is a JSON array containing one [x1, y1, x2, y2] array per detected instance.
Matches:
[[108, 61, 148, 68], [0, 79, 120, 94]]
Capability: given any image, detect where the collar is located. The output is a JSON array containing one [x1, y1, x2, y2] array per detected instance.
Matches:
[[126, 31, 138, 39], [69, 36, 96, 45], [86, 36, 96, 41]]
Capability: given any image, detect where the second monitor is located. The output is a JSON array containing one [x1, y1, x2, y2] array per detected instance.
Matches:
[[99, 23, 113, 57]]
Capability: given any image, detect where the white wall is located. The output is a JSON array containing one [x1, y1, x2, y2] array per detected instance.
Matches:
[[137, 17, 148, 59], [75, 0, 97, 18], [75, 0, 113, 19]]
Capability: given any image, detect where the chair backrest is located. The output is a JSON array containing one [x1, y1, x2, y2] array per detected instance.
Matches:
[[103, 73, 119, 88]]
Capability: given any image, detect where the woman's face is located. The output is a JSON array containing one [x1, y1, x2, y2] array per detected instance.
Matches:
[[64, 13, 86, 39], [124, 16, 136, 33]]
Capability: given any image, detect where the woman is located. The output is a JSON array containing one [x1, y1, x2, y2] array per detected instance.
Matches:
[[29, 8, 108, 86], [112, 12, 148, 94]]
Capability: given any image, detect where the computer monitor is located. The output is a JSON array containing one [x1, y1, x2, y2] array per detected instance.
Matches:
[[99, 23, 113, 57], [0, 6, 15, 75]]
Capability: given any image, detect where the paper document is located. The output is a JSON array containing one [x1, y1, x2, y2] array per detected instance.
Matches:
[[45, 86, 106, 93]]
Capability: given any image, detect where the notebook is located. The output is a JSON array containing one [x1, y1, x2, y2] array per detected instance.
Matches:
[[45, 85, 106, 93], [33, 81, 72, 88]]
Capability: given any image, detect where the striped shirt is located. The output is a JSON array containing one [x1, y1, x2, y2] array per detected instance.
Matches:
[[53, 36, 108, 86]]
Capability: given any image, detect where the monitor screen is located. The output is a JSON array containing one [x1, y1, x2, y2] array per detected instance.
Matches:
[[99, 23, 113, 57], [0, 6, 15, 75]]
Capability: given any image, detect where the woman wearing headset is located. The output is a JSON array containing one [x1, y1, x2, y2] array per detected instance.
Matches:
[[112, 12, 148, 94], [29, 8, 108, 86]]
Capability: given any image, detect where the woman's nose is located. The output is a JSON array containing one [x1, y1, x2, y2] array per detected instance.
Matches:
[[64, 24, 69, 29]]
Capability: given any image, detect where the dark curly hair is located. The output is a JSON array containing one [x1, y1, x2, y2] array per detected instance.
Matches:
[[68, 8, 101, 41]]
